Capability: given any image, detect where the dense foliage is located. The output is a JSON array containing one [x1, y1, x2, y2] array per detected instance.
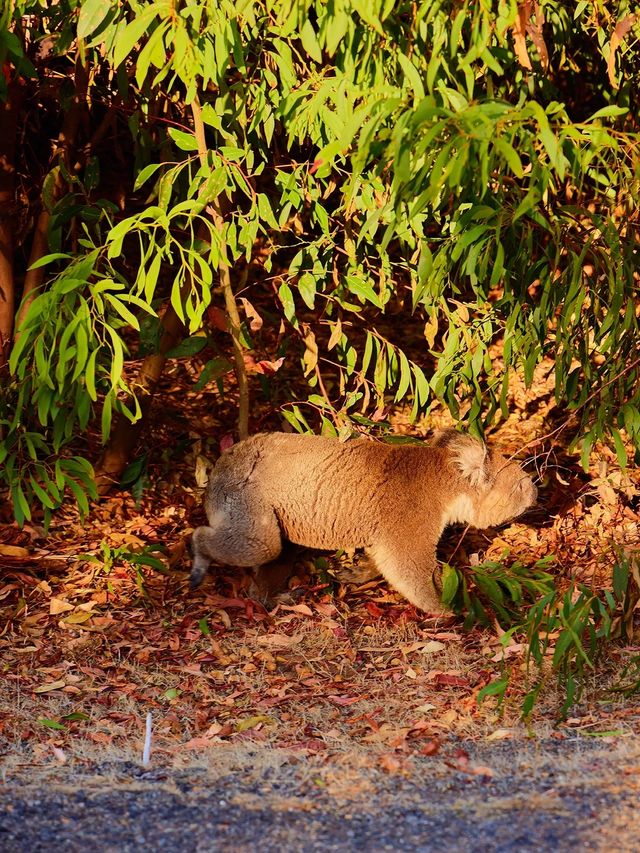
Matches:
[[0, 0, 639, 524]]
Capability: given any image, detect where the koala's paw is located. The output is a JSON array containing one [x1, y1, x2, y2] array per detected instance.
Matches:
[[189, 563, 208, 590]]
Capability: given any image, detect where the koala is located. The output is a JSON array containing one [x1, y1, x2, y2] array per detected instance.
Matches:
[[190, 430, 537, 614]]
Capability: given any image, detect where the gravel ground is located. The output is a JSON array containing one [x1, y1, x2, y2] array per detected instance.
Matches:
[[1, 738, 639, 852]]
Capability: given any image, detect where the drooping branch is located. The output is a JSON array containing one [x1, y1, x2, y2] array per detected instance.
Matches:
[[95, 94, 251, 492], [192, 96, 249, 441]]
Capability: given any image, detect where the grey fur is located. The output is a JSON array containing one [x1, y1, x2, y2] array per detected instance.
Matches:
[[190, 430, 537, 613]]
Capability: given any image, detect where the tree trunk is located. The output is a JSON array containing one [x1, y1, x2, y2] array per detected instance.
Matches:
[[0, 78, 22, 366], [15, 52, 88, 338], [94, 303, 185, 492]]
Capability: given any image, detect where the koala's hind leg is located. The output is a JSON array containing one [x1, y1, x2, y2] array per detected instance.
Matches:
[[367, 543, 448, 616], [190, 504, 283, 589], [249, 542, 302, 605]]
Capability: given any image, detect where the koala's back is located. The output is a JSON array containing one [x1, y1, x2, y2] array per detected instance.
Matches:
[[204, 432, 450, 550]]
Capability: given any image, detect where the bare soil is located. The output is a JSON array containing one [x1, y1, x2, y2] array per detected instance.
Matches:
[[2, 738, 640, 852]]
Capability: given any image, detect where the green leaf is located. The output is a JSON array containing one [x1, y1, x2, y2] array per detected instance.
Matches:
[[612, 428, 627, 468], [587, 106, 628, 121], [477, 677, 509, 705], [278, 281, 297, 325], [166, 336, 208, 358], [77, 0, 112, 38], [493, 137, 524, 178], [397, 53, 425, 99], [104, 325, 125, 388], [27, 252, 72, 271], [300, 20, 323, 64], [440, 564, 459, 606], [168, 128, 199, 152], [105, 293, 140, 330], [37, 718, 66, 730], [193, 357, 233, 390], [134, 162, 164, 191], [298, 273, 316, 309], [113, 7, 160, 68], [66, 476, 90, 517]]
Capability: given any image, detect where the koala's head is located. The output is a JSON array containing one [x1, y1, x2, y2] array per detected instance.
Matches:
[[434, 430, 538, 529]]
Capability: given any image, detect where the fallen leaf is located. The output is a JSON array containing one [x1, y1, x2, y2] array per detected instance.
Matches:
[[486, 728, 515, 741], [235, 715, 275, 733], [0, 545, 30, 558], [219, 434, 235, 453], [280, 603, 314, 617], [420, 738, 441, 756], [62, 611, 94, 624], [52, 746, 67, 763], [420, 640, 447, 654], [415, 703, 437, 713], [256, 632, 303, 648], [49, 598, 74, 615], [34, 680, 66, 693], [469, 764, 495, 778], [329, 694, 362, 706], [378, 752, 403, 774]]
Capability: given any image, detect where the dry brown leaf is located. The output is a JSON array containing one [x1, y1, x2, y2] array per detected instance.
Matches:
[[608, 16, 637, 88], [378, 752, 403, 774], [420, 640, 447, 654], [486, 728, 516, 741], [527, 2, 549, 71], [239, 297, 263, 331], [469, 764, 495, 778], [512, 1, 533, 70], [280, 603, 314, 617], [256, 632, 303, 648], [34, 679, 66, 693], [0, 544, 30, 558], [511, 1, 548, 72], [49, 598, 74, 615]]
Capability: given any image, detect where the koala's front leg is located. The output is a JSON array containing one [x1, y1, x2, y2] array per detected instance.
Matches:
[[367, 542, 448, 616]]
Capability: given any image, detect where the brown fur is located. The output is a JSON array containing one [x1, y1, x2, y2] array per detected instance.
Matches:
[[190, 430, 537, 614]]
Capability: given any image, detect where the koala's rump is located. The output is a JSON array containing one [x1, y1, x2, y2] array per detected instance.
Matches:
[[204, 433, 418, 551]]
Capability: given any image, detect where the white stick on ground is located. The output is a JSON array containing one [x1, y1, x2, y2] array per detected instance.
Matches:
[[142, 712, 152, 766]]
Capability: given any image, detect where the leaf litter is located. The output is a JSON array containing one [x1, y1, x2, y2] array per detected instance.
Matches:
[[0, 353, 639, 778]]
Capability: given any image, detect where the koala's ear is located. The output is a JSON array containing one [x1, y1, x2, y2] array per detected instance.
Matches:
[[433, 431, 488, 488]]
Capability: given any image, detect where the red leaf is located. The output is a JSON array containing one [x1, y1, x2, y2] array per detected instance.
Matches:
[[420, 738, 441, 756], [329, 694, 361, 706], [365, 601, 385, 618]]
